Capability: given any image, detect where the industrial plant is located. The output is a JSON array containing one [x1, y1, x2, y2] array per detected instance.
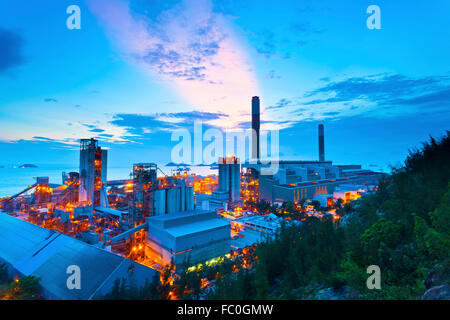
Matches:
[[0, 96, 386, 300]]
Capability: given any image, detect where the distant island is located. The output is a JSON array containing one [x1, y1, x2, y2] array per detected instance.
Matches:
[[197, 163, 217, 167], [166, 162, 190, 167], [19, 164, 38, 168], [210, 162, 218, 169]]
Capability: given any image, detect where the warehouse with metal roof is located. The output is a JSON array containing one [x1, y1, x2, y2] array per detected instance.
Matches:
[[0, 212, 159, 300], [146, 210, 231, 269]]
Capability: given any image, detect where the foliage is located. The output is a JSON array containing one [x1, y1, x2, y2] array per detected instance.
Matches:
[[202, 132, 450, 300], [0, 263, 9, 284], [1, 276, 41, 300], [100, 272, 160, 300], [101, 132, 450, 300]]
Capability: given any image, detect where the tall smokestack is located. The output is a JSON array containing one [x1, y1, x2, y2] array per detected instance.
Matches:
[[252, 96, 260, 160], [318, 124, 325, 161]]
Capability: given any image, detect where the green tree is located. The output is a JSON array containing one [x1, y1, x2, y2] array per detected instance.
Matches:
[[6, 276, 41, 300], [360, 218, 403, 266]]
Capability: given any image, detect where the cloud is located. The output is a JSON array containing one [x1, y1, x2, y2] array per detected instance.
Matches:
[[250, 8, 321, 60], [290, 22, 322, 35], [111, 114, 175, 133], [0, 28, 25, 74], [278, 110, 450, 167], [323, 111, 340, 116], [98, 133, 114, 138], [296, 73, 450, 120], [252, 29, 300, 60], [167, 110, 228, 121], [110, 110, 227, 138], [87, 0, 259, 128], [81, 123, 106, 134], [266, 98, 292, 110], [266, 69, 281, 80], [28, 136, 78, 146], [44, 98, 58, 103], [254, 30, 276, 59], [305, 73, 450, 107], [32, 136, 56, 141], [259, 73, 450, 127], [386, 87, 450, 107]]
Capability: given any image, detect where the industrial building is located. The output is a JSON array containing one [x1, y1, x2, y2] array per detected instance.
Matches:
[[0, 138, 200, 278], [0, 212, 159, 300], [241, 95, 387, 205], [230, 214, 300, 249], [243, 109, 386, 204], [251, 163, 385, 204], [0, 94, 391, 299], [146, 210, 231, 268], [129, 163, 157, 223], [332, 184, 373, 204], [210, 156, 241, 210], [205, 97, 385, 211], [153, 183, 194, 216], [128, 163, 194, 219], [79, 138, 108, 207]]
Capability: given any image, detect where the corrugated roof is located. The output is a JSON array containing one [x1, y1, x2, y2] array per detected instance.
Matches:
[[165, 218, 230, 238], [0, 212, 158, 300], [0, 212, 53, 265]]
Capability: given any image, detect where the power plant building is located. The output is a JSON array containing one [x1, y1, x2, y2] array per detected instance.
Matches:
[[210, 156, 241, 209], [153, 186, 194, 216], [146, 210, 231, 268], [129, 163, 195, 222], [244, 123, 386, 203], [248, 162, 385, 203], [79, 138, 108, 207]]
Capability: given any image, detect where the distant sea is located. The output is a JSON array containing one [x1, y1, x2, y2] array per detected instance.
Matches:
[[0, 164, 215, 197], [0, 161, 390, 198]]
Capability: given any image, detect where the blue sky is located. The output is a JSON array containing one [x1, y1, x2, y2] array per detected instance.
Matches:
[[0, 0, 449, 170]]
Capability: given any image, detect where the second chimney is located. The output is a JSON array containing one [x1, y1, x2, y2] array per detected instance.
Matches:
[[319, 124, 325, 162]]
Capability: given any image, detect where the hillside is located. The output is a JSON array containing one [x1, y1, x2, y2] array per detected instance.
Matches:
[[205, 131, 450, 300]]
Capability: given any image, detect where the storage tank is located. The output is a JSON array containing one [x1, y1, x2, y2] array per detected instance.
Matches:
[[230, 163, 241, 201], [180, 186, 186, 211], [153, 189, 166, 215], [186, 186, 194, 211], [167, 187, 181, 213], [218, 163, 227, 191]]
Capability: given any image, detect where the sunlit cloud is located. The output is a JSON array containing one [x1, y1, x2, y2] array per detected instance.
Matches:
[[87, 0, 259, 130]]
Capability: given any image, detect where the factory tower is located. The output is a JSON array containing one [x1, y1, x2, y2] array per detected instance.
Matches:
[[319, 124, 325, 162], [252, 96, 260, 161], [79, 138, 108, 207], [218, 156, 241, 202]]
